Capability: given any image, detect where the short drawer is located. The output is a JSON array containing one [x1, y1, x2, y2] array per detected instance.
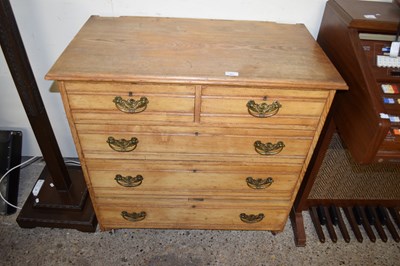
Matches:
[[200, 86, 328, 127], [87, 161, 300, 200], [77, 125, 313, 162], [95, 197, 289, 231], [64, 81, 195, 123]]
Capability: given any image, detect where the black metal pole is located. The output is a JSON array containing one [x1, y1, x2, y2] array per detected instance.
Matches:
[[0, 0, 71, 190]]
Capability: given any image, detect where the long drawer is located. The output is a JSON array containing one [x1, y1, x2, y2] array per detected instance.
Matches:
[[86, 160, 300, 200], [77, 125, 313, 162], [96, 196, 290, 231]]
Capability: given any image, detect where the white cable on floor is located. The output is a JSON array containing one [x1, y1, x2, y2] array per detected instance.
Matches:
[[64, 160, 81, 166], [0, 156, 40, 210]]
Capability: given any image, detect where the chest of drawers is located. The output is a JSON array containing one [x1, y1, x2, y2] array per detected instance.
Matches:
[[46, 16, 347, 231]]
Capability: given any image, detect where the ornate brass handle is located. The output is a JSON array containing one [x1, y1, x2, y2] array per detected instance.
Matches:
[[121, 211, 146, 222], [240, 213, 265, 223], [246, 177, 274, 189], [115, 174, 143, 187], [106, 136, 139, 152], [247, 100, 282, 118], [254, 140, 285, 155], [113, 96, 149, 114]]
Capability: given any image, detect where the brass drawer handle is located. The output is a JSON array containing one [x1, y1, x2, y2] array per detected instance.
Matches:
[[240, 213, 265, 223], [246, 177, 274, 189], [106, 136, 138, 152], [254, 140, 285, 155], [115, 174, 143, 187], [247, 100, 282, 118], [113, 96, 149, 114], [121, 211, 146, 222]]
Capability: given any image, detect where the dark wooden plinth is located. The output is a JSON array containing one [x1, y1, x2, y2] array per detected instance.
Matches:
[[16, 166, 97, 232], [33, 166, 89, 210]]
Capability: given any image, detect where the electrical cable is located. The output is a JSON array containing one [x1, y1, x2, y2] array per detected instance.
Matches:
[[64, 160, 81, 166], [0, 156, 40, 210]]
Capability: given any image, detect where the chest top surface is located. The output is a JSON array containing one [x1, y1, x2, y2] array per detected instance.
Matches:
[[46, 16, 346, 90]]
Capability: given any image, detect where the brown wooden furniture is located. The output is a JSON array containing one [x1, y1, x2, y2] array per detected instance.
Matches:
[[291, 0, 400, 246], [0, 0, 96, 231], [46, 16, 346, 231]]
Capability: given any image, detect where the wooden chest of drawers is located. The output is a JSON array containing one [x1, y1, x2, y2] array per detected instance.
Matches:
[[46, 16, 346, 231]]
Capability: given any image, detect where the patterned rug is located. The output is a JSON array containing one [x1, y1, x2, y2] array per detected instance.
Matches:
[[308, 133, 400, 200]]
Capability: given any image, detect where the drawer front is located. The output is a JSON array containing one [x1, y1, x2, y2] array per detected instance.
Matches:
[[200, 86, 328, 126], [87, 160, 300, 200], [77, 125, 313, 161], [90, 171, 298, 200], [64, 82, 195, 123], [96, 198, 289, 231]]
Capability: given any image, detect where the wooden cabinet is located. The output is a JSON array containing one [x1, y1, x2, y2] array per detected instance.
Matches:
[[292, 0, 400, 246], [46, 16, 346, 231], [317, 0, 400, 164]]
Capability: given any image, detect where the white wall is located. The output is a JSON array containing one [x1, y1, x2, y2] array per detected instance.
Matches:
[[0, 0, 328, 157]]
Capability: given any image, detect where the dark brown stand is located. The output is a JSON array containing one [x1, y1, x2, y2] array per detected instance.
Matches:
[[0, 0, 97, 232], [16, 166, 96, 232]]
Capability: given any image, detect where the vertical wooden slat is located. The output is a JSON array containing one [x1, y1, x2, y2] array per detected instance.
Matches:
[[194, 85, 202, 123]]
